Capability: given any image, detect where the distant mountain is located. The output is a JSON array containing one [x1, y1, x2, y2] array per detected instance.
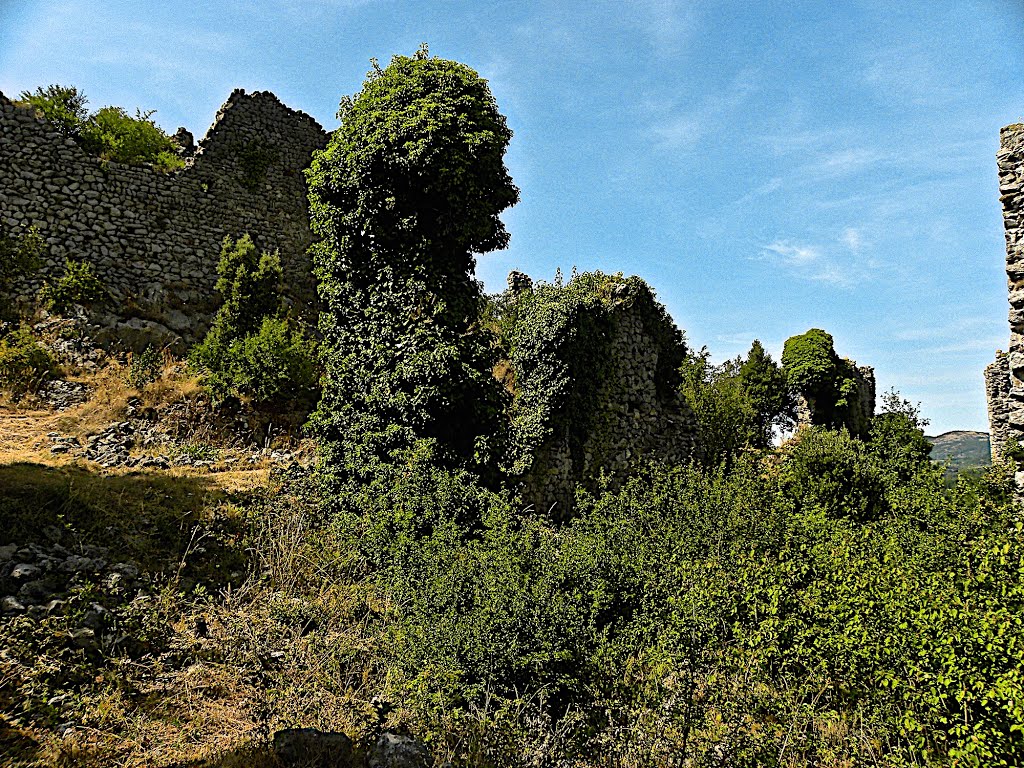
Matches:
[[925, 430, 991, 477]]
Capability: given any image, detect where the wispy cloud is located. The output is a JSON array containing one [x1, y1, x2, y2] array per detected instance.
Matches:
[[841, 227, 863, 252], [648, 68, 759, 150], [634, 0, 701, 57], [758, 225, 883, 287], [863, 44, 958, 107], [760, 240, 850, 286]]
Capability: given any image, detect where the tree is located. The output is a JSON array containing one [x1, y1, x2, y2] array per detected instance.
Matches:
[[307, 46, 518, 473], [739, 339, 794, 447], [679, 349, 757, 466]]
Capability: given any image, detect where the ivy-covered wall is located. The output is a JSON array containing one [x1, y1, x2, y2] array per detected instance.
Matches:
[[500, 272, 698, 517], [0, 89, 327, 342]]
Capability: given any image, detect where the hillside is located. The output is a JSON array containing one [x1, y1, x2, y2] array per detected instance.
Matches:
[[926, 430, 991, 475]]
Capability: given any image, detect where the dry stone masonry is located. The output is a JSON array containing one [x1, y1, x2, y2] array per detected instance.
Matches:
[[509, 274, 698, 516], [0, 89, 328, 344], [794, 364, 876, 436], [985, 122, 1024, 461]]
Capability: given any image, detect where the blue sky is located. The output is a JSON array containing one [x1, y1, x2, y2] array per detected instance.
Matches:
[[2, 0, 1022, 434]]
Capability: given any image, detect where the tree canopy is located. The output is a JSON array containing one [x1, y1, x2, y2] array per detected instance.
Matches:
[[306, 47, 518, 474]]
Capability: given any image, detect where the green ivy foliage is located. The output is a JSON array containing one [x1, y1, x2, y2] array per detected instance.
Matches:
[[782, 328, 869, 435], [307, 47, 517, 476], [0, 223, 44, 308], [494, 271, 687, 484]]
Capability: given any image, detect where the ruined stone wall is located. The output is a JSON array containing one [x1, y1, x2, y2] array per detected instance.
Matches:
[[794, 364, 876, 437], [0, 89, 327, 343], [986, 123, 1024, 462], [508, 274, 697, 517]]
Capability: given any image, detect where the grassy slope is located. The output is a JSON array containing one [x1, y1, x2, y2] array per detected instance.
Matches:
[[0, 364, 385, 768]]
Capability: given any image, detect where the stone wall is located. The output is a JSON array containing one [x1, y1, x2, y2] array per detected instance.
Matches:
[[986, 123, 1024, 462], [508, 274, 698, 517], [0, 88, 328, 344], [794, 364, 876, 437]]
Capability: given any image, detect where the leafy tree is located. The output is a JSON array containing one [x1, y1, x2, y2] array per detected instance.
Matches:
[[738, 339, 794, 446], [868, 389, 935, 484], [78, 106, 182, 169], [679, 348, 757, 466], [307, 46, 518, 474]]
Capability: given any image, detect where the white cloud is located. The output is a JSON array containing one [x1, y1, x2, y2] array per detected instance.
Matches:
[[758, 228, 884, 288], [648, 67, 760, 150]]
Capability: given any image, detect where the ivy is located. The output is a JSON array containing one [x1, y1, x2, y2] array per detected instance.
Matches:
[[495, 271, 687, 486]]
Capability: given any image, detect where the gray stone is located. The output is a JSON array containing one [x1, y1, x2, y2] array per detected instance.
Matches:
[[10, 563, 41, 580], [1, 596, 25, 612]]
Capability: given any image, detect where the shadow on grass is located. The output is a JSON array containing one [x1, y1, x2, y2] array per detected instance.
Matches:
[[0, 462, 253, 584]]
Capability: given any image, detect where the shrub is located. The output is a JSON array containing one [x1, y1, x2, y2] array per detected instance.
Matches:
[[78, 106, 180, 167], [16, 84, 88, 138], [197, 316, 317, 406], [38, 259, 107, 312], [126, 345, 162, 389], [16, 85, 181, 169], [0, 327, 58, 396], [0, 224, 44, 310], [190, 235, 318, 408]]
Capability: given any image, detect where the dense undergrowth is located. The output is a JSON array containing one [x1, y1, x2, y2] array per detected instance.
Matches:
[[2, 52, 1022, 768], [293, 414, 1022, 767]]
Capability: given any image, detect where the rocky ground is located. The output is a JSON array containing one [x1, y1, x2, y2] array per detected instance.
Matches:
[[0, 320, 435, 766]]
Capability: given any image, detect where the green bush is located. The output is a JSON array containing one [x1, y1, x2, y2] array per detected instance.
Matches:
[[17, 85, 182, 169], [16, 84, 88, 138], [0, 327, 59, 396], [126, 345, 162, 389], [190, 235, 318, 407], [197, 316, 318, 406], [0, 224, 44, 310], [38, 259, 107, 313]]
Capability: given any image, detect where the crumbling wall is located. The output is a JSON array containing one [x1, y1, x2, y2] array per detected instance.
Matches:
[[794, 364, 876, 437], [505, 273, 697, 517], [986, 123, 1024, 462], [0, 89, 327, 344]]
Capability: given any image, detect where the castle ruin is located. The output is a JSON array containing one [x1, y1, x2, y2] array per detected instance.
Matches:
[[0, 89, 328, 344], [985, 123, 1024, 461]]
